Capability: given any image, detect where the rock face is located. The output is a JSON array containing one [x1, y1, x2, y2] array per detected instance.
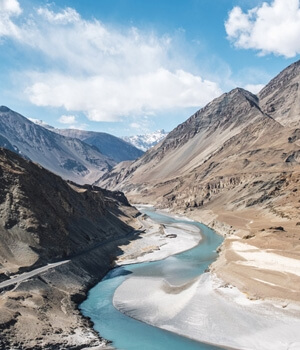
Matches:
[[0, 147, 138, 273], [97, 60, 300, 302], [97, 61, 300, 212], [0, 107, 116, 184], [52, 128, 144, 163], [97, 87, 270, 190], [0, 148, 140, 348], [259, 60, 300, 128]]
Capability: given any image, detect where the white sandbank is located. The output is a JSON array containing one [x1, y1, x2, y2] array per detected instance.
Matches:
[[113, 207, 300, 350], [232, 241, 300, 277], [115, 212, 201, 266], [114, 272, 300, 350]]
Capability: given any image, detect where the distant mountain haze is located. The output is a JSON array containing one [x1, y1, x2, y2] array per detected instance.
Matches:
[[53, 128, 144, 163], [0, 107, 143, 184]]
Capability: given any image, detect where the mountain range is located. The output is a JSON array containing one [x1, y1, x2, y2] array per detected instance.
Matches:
[[98, 61, 300, 208], [52, 128, 144, 163], [0, 59, 299, 348], [98, 60, 300, 301], [0, 107, 143, 184], [0, 147, 140, 348]]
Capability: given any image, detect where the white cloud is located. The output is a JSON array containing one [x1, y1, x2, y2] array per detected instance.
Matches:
[[0, 0, 21, 15], [0, 0, 21, 38], [26, 69, 221, 122], [37, 7, 80, 24], [0, 3, 222, 122], [59, 115, 77, 124], [244, 83, 265, 94], [225, 0, 300, 57]]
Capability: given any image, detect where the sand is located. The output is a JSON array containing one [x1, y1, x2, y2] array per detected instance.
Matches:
[[114, 272, 300, 350], [231, 241, 300, 277], [113, 207, 300, 350], [115, 209, 201, 265]]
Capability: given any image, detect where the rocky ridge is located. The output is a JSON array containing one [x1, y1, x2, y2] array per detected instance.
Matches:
[[97, 60, 300, 302], [0, 148, 140, 349], [0, 107, 116, 185], [50, 128, 144, 163]]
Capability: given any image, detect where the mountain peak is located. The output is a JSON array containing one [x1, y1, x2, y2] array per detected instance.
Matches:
[[225, 87, 259, 105], [0, 106, 11, 113], [122, 130, 168, 151], [258, 59, 300, 127], [0, 108, 116, 184]]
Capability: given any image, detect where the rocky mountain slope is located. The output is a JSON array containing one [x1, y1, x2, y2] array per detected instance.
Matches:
[[0, 147, 140, 349], [122, 129, 168, 151], [97, 60, 300, 302], [259, 60, 300, 128], [97, 87, 269, 189], [0, 107, 116, 185], [54, 128, 144, 163]]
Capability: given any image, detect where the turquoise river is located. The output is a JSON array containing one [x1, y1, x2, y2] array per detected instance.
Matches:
[[80, 207, 225, 350]]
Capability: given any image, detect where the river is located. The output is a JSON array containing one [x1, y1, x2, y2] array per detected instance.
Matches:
[[80, 207, 224, 350]]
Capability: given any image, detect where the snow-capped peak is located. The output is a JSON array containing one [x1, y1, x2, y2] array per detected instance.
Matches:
[[122, 129, 168, 151]]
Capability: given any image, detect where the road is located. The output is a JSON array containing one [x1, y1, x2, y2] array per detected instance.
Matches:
[[0, 211, 146, 291], [0, 260, 70, 290]]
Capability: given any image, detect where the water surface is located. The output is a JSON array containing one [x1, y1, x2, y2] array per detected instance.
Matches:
[[80, 208, 224, 350]]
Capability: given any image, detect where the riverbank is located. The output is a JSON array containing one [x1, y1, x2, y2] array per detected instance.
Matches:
[[180, 207, 300, 303], [0, 201, 141, 350], [80, 207, 224, 350], [115, 206, 201, 265], [113, 207, 300, 350]]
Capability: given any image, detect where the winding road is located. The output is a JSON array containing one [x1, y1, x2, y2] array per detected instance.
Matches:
[[0, 260, 70, 290]]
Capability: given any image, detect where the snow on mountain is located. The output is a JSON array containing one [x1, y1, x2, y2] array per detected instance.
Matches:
[[122, 129, 168, 151]]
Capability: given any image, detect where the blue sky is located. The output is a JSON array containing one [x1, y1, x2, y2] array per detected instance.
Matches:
[[0, 0, 299, 136]]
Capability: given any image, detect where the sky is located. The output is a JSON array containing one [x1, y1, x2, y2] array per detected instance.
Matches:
[[0, 0, 299, 136]]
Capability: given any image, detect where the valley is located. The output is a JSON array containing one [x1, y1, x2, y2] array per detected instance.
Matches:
[[0, 148, 141, 349], [0, 59, 299, 349], [98, 60, 300, 304]]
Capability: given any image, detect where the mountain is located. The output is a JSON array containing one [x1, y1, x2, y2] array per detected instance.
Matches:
[[97, 60, 300, 302], [0, 147, 139, 348], [98, 87, 268, 190], [0, 107, 116, 184], [28, 118, 56, 130], [0, 147, 137, 274], [259, 60, 300, 128], [53, 128, 144, 163], [122, 129, 168, 151]]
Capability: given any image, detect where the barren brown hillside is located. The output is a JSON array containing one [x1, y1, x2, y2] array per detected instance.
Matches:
[[97, 60, 300, 302]]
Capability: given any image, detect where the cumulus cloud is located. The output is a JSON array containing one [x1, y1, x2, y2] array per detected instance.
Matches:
[[26, 69, 221, 122], [0, 1, 222, 122], [225, 0, 300, 57], [59, 115, 77, 124], [0, 0, 21, 15]]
